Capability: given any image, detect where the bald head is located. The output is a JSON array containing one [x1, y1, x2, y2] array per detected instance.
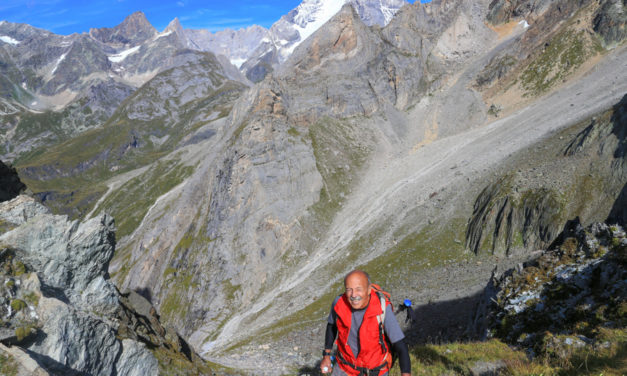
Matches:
[[344, 270, 371, 310], [344, 270, 371, 286]]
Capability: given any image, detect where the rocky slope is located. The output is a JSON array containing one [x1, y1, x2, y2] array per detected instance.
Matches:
[[472, 219, 626, 362], [0, 192, 220, 375], [103, 2, 493, 361], [467, 91, 627, 256]]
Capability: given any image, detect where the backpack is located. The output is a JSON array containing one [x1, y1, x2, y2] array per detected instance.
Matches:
[[370, 284, 397, 367]]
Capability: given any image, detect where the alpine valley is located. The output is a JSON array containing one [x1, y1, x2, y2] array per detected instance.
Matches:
[[0, 0, 625, 375]]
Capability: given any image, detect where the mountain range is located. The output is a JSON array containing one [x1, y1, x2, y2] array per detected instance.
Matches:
[[0, 0, 626, 374]]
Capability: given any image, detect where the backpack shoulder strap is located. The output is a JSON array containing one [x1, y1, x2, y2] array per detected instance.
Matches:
[[372, 284, 391, 355]]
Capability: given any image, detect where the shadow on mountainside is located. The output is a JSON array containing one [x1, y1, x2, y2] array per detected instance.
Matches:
[[607, 94, 627, 226], [401, 292, 485, 347]]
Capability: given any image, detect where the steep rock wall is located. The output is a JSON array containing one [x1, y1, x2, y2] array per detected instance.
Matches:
[[0, 161, 25, 203], [466, 95, 627, 255]]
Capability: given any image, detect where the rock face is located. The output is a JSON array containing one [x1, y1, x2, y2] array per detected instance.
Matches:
[[185, 25, 271, 69], [466, 94, 627, 255], [89, 11, 157, 46], [0, 195, 210, 375], [465, 177, 563, 256], [0, 161, 25, 203], [475, 220, 626, 358], [593, 0, 627, 47]]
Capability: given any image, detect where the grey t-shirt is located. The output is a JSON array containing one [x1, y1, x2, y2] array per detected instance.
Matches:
[[327, 295, 405, 358]]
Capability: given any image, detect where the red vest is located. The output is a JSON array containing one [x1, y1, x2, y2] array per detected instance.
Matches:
[[334, 290, 392, 376]]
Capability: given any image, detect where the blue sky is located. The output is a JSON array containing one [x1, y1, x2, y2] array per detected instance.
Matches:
[[0, 0, 431, 35]]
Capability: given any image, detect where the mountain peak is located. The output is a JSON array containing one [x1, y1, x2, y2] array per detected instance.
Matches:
[[89, 10, 157, 46], [115, 11, 156, 37], [165, 17, 183, 34], [123, 11, 150, 25]]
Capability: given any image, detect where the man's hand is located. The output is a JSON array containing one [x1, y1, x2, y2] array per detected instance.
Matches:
[[320, 355, 332, 374]]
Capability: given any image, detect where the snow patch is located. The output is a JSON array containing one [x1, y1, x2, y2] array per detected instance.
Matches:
[[230, 58, 246, 68], [154, 30, 173, 40], [0, 35, 19, 45], [21, 82, 26, 89], [108, 45, 141, 63], [519, 20, 530, 28], [291, 0, 349, 51], [31, 101, 38, 106], [50, 52, 67, 75], [381, 6, 397, 25]]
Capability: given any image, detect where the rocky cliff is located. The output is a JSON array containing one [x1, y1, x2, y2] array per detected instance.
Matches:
[[0, 189, 219, 375], [0, 161, 25, 203], [467, 94, 627, 255]]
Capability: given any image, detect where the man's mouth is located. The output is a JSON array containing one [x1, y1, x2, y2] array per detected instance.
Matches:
[[350, 296, 362, 303]]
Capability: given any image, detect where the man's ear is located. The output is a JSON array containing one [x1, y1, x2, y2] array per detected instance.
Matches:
[[367, 284, 372, 295]]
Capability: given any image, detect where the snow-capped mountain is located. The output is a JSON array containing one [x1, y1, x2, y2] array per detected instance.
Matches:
[[270, 0, 406, 62], [187, 0, 407, 81]]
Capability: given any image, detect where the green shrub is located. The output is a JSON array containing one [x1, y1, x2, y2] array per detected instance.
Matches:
[[10, 299, 26, 312], [12, 261, 26, 276], [14, 325, 35, 341], [0, 352, 18, 376], [23, 291, 39, 307]]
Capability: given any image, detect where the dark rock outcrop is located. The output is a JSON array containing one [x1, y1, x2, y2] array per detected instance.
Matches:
[[593, 0, 627, 47], [609, 182, 627, 226], [465, 176, 564, 255], [0, 161, 25, 203]]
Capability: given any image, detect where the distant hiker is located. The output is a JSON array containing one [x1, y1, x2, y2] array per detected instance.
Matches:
[[397, 299, 417, 324], [320, 270, 411, 376]]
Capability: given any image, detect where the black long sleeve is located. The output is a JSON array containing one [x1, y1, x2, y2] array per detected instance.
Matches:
[[325, 322, 337, 350], [393, 339, 411, 374]]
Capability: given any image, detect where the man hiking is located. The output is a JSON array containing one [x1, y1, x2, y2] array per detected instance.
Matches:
[[320, 270, 411, 376]]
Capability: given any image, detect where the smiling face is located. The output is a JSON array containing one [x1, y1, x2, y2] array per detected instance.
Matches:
[[344, 271, 371, 310]]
